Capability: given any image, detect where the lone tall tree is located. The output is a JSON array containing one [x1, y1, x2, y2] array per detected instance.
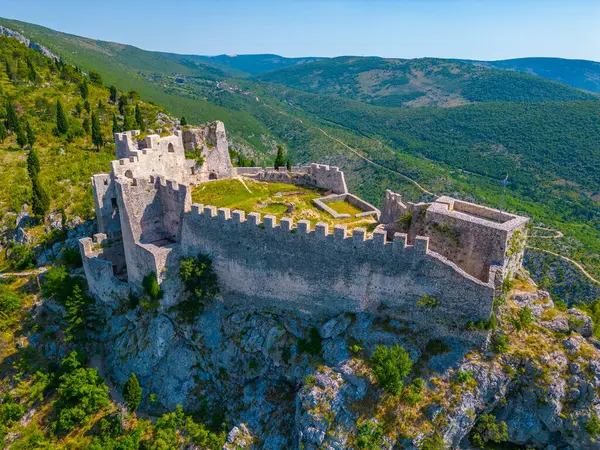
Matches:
[[112, 113, 119, 134], [16, 124, 28, 148], [27, 148, 40, 179], [123, 373, 142, 412], [0, 122, 6, 143], [56, 99, 68, 135], [135, 103, 144, 131], [25, 120, 36, 145], [79, 78, 89, 99], [274, 144, 285, 170], [91, 112, 103, 150], [6, 101, 19, 133], [109, 85, 118, 104]]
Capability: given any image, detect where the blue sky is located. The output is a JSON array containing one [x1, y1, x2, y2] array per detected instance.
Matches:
[[2, 0, 599, 61]]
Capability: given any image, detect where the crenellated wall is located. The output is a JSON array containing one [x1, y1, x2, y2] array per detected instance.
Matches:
[[180, 204, 497, 337]]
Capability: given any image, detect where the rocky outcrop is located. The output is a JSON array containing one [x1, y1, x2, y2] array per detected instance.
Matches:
[[94, 284, 600, 449], [0, 26, 60, 61]]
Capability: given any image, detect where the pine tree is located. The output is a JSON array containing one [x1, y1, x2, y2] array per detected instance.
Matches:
[[91, 112, 103, 150], [0, 122, 6, 143], [26, 58, 37, 83], [180, 116, 187, 126], [27, 148, 40, 179], [82, 115, 90, 135], [123, 108, 136, 131], [135, 104, 144, 131], [25, 121, 36, 145], [112, 114, 119, 134], [5, 60, 13, 81], [123, 373, 142, 412], [74, 102, 82, 117], [286, 158, 292, 171], [83, 99, 91, 112], [6, 102, 19, 133], [97, 99, 103, 111], [109, 85, 118, 104], [118, 96, 127, 115], [31, 174, 50, 216], [80, 78, 89, 99], [16, 125, 28, 148], [274, 144, 285, 170], [56, 99, 68, 135]]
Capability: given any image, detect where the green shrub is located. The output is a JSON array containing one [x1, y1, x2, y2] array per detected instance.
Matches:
[[60, 246, 82, 268], [54, 351, 109, 433], [512, 307, 533, 332], [356, 420, 384, 450], [419, 432, 447, 450], [491, 334, 510, 354], [455, 370, 473, 384], [6, 243, 35, 270], [585, 413, 600, 439], [42, 265, 80, 303], [470, 413, 508, 448], [177, 254, 219, 321], [417, 294, 440, 308], [142, 272, 162, 302], [370, 344, 412, 395], [298, 327, 322, 356], [123, 373, 142, 412], [304, 374, 317, 388], [0, 285, 23, 319]]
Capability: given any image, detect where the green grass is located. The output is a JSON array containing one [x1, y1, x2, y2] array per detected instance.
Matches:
[[326, 200, 364, 216], [191, 178, 376, 229]]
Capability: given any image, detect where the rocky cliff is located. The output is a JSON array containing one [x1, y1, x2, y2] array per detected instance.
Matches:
[[93, 273, 600, 449]]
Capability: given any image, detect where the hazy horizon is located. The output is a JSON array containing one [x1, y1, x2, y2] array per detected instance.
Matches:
[[2, 0, 599, 62]]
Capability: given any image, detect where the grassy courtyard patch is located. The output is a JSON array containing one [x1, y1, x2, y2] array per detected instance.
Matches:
[[326, 200, 364, 216], [191, 178, 376, 230]]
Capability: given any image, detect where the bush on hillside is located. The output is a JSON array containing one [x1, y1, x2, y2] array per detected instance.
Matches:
[[370, 344, 412, 395]]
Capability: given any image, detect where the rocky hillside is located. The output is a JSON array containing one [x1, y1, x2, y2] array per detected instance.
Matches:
[[3, 252, 600, 449]]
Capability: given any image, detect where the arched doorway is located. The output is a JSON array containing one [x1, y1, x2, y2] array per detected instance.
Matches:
[[168, 143, 175, 153], [209, 172, 218, 180]]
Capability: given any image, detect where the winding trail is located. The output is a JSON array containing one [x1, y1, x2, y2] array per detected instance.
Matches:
[[527, 245, 600, 285], [0, 266, 49, 278], [530, 227, 564, 240], [260, 103, 435, 196]]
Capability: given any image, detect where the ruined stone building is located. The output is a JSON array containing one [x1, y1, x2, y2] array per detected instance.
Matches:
[[79, 122, 529, 338]]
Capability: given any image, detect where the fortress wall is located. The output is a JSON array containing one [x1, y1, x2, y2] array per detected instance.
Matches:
[[307, 164, 348, 194], [181, 206, 496, 336], [79, 236, 129, 303], [156, 178, 190, 242], [114, 130, 140, 159], [91, 174, 119, 235], [381, 190, 410, 224]]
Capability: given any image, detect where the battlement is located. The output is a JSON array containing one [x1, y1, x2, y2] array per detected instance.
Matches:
[[187, 204, 495, 288]]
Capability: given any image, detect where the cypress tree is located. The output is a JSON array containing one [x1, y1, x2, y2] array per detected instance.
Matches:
[[82, 115, 90, 135], [80, 78, 89, 99], [123, 108, 136, 131], [91, 111, 103, 150], [123, 373, 142, 412], [26, 58, 37, 83], [74, 102, 82, 117], [286, 158, 292, 171], [6, 102, 19, 133], [16, 125, 28, 148], [25, 120, 36, 145], [135, 104, 144, 131], [274, 144, 285, 170], [83, 99, 90, 112], [97, 99, 103, 111], [27, 148, 40, 179], [112, 113, 119, 134], [5, 60, 13, 81], [56, 99, 68, 135], [180, 116, 187, 126], [31, 174, 50, 216], [109, 85, 118, 104], [118, 96, 127, 115], [0, 122, 6, 142]]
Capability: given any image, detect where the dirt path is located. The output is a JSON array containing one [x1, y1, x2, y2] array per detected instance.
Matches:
[[236, 176, 253, 194], [0, 266, 49, 278], [260, 103, 435, 196], [530, 227, 564, 239], [527, 246, 600, 285]]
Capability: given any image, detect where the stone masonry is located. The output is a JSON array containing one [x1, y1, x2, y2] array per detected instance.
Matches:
[[80, 122, 529, 336]]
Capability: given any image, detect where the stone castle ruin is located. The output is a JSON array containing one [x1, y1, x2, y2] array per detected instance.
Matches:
[[79, 121, 529, 338]]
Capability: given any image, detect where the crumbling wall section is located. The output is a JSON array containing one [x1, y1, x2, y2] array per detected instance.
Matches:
[[182, 121, 234, 182]]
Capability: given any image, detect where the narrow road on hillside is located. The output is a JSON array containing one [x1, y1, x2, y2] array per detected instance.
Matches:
[[0, 266, 49, 278], [260, 103, 435, 196], [527, 246, 600, 285]]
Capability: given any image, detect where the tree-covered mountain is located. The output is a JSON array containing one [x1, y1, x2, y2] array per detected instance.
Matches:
[[256, 56, 598, 107], [187, 53, 325, 75], [468, 57, 600, 93]]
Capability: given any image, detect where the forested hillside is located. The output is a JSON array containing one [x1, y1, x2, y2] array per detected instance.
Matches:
[[471, 57, 600, 93], [256, 56, 598, 107]]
